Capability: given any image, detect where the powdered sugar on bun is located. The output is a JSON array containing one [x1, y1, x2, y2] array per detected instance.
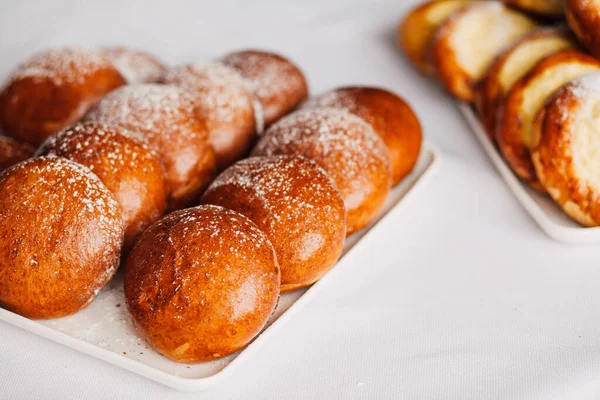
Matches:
[[124, 204, 280, 362], [37, 122, 168, 248], [222, 50, 308, 125], [4, 47, 118, 87], [162, 63, 258, 169], [100, 47, 167, 84], [203, 155, 346, 292], [0, 47, 126, 146], [85, 84, 216, 209], [0, 156, 124, 319], [252, 108, 391, 235]]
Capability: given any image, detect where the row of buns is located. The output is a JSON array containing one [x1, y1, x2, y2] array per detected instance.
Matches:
[[399, 0, 600, 227], [0, 46, 422, 362]]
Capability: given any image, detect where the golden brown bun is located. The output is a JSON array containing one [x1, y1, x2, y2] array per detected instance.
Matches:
[[252, 108, 391, 235], [0, 48, 126, 146], [566, 0, 600, 59], [0, 136, 34, 173], [99, 47, 167, 84], [398, 0, 472, 75], [161, 63, 257, 170], [532, 74, 600, 226], [301, 87, 422, 185], [502, 0, 565, 19], [0, 156, 123, 319], [202, 155, 346, 292], [37, 122, 168, 249], [476, 27, 576, 141], [85, 84, 216, 210], [497, 50, 600, 186], [221, 50, 309, 126], [431, 2, 536, 102], [503, 0, 565, 18], [124, 205, 280, 363]]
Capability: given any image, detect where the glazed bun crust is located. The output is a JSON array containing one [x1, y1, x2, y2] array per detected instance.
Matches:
[[398, 0, 472, 75], [252, 108, 391, 235], [566, 0, 600, 59], [497, 50, 600, 186], [476, 27, 575, 140], [202, 156, 346, 292], [85, 84, 216, 210], [0, 136, 34, 173], [503, 0, 565, 18], [532, 75, 600, 226], [124, 205, 280, 363], [301, 87, 422, 185], [431, 2, 536, 102], [0, 48, 126, 146], [161, 63, 257, 170], [0, 156, 124, 319], [99, 47, 167, 84], [37, 122, 168, 248], [221, 50, 309, 126]]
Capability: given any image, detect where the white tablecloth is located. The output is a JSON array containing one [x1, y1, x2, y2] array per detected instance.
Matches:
[[2, 1, 600, 398]]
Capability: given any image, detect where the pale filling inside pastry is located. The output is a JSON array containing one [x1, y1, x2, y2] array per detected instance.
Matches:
[[408, 0, 468, 62], [521, 63, 600, 148], [499, 36, 573, 95], [572, 96, 600, 189], [425, 0, 470, 25], [451, 5, 535, 79]]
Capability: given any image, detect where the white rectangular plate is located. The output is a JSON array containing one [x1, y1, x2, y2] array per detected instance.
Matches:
[[0, 144, 440, 392], [458, 103, 600, 244]]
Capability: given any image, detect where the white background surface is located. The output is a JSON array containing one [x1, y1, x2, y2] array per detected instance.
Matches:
[[2, 0, 600, 398]]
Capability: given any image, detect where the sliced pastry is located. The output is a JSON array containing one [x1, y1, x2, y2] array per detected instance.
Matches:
[[497, 50, 600, 186]]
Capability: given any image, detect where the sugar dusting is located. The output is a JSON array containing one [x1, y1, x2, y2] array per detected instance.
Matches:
[[153, 205, 270, 255], [100, 47, 166, 84], [207, 155, 343, 231], [162, 62, 258, 129], [85, 83, 202, 147], [0, 156, 123, 304], [554, 73, 600, 123], [39, 122, 159, 174], [567, 73, 600, 101], [221, 51, 305, 106], [253, 108, 389, 180], [4, 47, 115, 87]]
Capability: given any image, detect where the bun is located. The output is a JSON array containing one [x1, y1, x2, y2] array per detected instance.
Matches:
[[431, 2, 536, 102], [202, 155, 346, 292], [161, 63, 257, 170], [532, 74, 600, 226], [0, 156, 123, 319], [476, 27, 575, 141], [566, 0, 600, 59], [301, 87, 422, 185], [497, 50, 600, 186], [503, 0, 565, 18], [0, 48, 126, 146], [398, 0, 471, 75], [85, 84, 216, 210], [124, 205, 280, 363], [99, 47, 167, 84], [221, 50, 308, 126], [0, 136, 34, 173], [37, 122, 168, 248], [252, 108, 391, 235]]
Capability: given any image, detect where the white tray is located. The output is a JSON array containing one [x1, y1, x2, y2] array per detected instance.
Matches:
[[0, 144, 440, 392], [458, 103, 600, 244]]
